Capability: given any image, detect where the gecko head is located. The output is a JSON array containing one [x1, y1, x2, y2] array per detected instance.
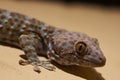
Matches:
[[74, 37, 106, 67], [53, 32, 106, 67]]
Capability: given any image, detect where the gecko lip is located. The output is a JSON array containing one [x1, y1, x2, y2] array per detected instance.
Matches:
[[79, 56, 106, 67], [85, 57, 106, 67], [94, 57, 106, 67]]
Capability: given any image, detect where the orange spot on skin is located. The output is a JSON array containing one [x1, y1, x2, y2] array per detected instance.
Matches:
[[43, 29, 47, 32], [57, 48, 62, 53], [1, 9, 7, 12], [28, 24, 33, 27], [10, 34, 15, 38], [58, 30, 64, 34], [20, 20, 24, 24], [0, 20, 2, 24], [93, 54, 97, 57], [96, 47, 99, 50], [68, 33, 72, 35], [14, 26, 20, 31], [95, 52, 99, 55], [63, 38, 68, 40], [47, 52, 54, 58], [62, 42, 67, 46], [30, 18, 36, 23], [60, 60, 65, 65], [23, 42, 31, 47], [23, 25, 30, 30], [6, 26, 10, 30], [56, 41, 60, 45], [18, 23, 22, 27], [1, 15, 6, 19], [18, 37, 22, 42], [14, 18, 19, 22], [1, 38, 7, 41], [25, 32, 31, 35], [68, 61, 72, 65], [8, 19, 14, 25], [69, 37, 73, 39], [69, 41, 74, 45], [77, 34, 81, 37], [84, 55, 89, 59], [69, 46, 74, 50], [10, 12, 16, 17], [0, 31, 5, 34]]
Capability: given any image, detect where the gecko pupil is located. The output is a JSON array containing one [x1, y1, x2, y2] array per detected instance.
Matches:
[[79, 45, 82, 51]]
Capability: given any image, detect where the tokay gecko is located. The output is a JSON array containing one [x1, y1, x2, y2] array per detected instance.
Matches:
[[0, 9, 106, 73]]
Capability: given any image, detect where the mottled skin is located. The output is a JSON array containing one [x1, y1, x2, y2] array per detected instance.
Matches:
[[0, 9, 106, 73]]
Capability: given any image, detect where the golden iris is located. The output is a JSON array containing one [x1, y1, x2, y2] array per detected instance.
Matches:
[[76, 42, 87, 55]]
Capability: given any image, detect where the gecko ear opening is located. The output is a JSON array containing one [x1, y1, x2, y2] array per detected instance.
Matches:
[[75, 42, 87, 56]]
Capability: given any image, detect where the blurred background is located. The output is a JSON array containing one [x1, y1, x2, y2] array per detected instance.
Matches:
[[0, 0, 120, 80], [18, 0, 120, 6]]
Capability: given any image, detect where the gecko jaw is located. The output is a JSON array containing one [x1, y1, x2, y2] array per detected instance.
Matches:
[[80, 56, 106, 67], [75, 53, 106, 67]]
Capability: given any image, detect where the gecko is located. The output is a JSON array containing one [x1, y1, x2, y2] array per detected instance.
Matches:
[[0, 8, 106, 73]]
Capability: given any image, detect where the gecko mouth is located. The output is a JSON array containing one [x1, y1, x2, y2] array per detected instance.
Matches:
[[80, 57, 106, 67], [76, 53, 106, 67]]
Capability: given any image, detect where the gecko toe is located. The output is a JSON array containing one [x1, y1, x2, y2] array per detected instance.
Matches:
[[19, 59, 55, 72], [47, 66, 56, 71], [33, 65, 41, 73], [36, 60, 56, 71], [19, 59, 30, 66]]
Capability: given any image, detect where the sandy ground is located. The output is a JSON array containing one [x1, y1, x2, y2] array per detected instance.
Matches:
[[0, 1, 120, 80]]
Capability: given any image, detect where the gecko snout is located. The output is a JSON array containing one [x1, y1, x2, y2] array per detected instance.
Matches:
[[97, 56, 106, 66]]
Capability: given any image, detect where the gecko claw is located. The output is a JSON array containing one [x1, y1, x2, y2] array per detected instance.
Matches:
[[19, 59, 30, 66], [47, 66, 56, 71], [33, 65, 41, 73]]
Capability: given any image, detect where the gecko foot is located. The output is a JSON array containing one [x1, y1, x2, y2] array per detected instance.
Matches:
[[19, 59, 55, 73]]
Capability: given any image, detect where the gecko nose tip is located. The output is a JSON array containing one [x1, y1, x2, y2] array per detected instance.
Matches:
[[98, 57, 106, 66]]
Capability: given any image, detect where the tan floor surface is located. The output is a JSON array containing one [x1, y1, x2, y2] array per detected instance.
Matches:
[[0, 1, 120, 80]]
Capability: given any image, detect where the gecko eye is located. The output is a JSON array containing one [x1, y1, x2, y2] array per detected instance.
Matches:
[[76, 42, 87, 56]]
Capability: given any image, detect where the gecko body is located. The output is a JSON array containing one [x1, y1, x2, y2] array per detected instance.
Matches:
[[0, 9, 106, 73]]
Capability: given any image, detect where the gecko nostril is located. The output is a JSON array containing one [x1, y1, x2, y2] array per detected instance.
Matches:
[[99, 57, 104, 63], [98, 57, 103, 63], [99, 57, 102, 61]]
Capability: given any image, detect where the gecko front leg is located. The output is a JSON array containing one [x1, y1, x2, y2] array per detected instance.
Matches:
[[18, 32, 55, 73]]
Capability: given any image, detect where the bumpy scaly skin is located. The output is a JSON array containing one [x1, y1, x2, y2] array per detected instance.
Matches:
[[0, 9, 106, 73]]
